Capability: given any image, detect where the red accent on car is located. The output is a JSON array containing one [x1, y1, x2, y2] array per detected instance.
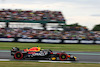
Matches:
[[28, 52, 36, 54], [57, 53, 60, 54], [13, 49, 14, 51], [50, 52, 53, 54], [28, 47, 38, 51], [14, 52, 23, 59], [24, 49, 27, 52]]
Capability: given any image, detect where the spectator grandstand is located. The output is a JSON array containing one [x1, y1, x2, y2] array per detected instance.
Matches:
[[0, 28, 100, 40], [0, 9, 65, 21], [0, 9, 100, 42]]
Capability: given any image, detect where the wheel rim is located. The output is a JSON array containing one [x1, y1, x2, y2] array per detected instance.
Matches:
[[61, 55, 66, 59], [59, 53, 67, 61]]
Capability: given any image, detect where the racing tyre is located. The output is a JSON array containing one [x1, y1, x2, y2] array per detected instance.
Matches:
[[59, 53, 68, 61], [14, 52, 23, 59]]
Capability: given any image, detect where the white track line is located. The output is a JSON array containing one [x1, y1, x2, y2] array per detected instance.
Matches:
[[38, 60, 72, 63], [0, 59, 10, 61]]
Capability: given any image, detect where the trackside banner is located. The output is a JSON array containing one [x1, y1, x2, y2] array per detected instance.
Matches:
[[0, 38, 14, 42], [18, 38, 39, 42], [0, 37, 100, 44], [41, 39, 62, 43], [80, 40, 94, 44], [63, 40, 79, 43], [95, 41, 100, 44]]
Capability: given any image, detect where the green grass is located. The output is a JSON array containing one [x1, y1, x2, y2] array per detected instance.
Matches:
[[0, 42, 100, 52], [0, 61, 100, 67]]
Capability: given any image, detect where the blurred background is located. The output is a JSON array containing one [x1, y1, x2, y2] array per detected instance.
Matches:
[[0, 0, 100, 30]]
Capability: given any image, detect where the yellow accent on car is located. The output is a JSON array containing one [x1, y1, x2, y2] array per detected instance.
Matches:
[[37, 47, 41, 51], [25, 49, 29, 51], [74, 56, 77, 60], [51, 57, 56, 60]]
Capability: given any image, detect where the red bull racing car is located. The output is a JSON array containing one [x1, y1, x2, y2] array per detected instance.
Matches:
[[11, 47, 77, 61]]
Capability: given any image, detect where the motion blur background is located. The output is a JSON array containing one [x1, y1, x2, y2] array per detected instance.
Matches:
[[0, 0, 100, 30]]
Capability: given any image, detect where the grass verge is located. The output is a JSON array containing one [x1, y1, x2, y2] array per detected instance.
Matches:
[[0, 42, 100, 52], [0, 61, 100, 67]]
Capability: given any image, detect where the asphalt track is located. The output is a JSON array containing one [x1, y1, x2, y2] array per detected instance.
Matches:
[[0, 50, 100, 63]]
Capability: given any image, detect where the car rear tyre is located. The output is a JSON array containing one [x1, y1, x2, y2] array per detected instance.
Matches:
[[14, 52, 23, 59]]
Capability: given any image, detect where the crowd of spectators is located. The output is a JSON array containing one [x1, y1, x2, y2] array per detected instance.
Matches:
[[0, 28, 100, 40], [64, 26, 88, 31], [0, 9, 99, 40], [62, 31, 100, 40], [0, 9, 65, 21]]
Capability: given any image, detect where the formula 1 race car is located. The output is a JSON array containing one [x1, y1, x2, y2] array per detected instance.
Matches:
[[11, 47, 77, 61]]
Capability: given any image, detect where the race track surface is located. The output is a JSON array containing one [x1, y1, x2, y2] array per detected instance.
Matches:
[[0, 50, 100, 63]]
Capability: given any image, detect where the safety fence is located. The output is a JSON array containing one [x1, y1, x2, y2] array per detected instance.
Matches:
[[0, 37, 100, 44]]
